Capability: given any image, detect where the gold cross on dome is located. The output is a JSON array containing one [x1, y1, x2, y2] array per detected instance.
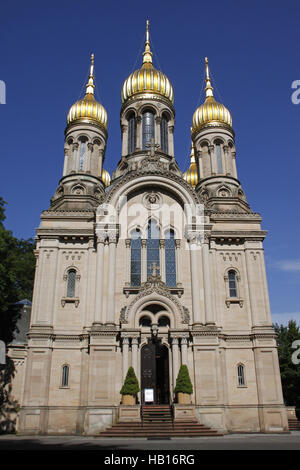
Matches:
[[146, 137, 159, 157]]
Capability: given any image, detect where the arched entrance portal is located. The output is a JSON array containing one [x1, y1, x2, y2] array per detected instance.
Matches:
[[141, 341, 170, 404]]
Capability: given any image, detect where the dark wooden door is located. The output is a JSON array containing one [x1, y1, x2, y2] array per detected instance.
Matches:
[[141, 342, 156, 403]]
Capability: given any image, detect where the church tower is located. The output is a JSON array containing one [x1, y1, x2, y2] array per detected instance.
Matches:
[[191, 58, 248, 212], [51, 54, 110, 210], [114, 20, 177, 178], [12, 23, 289, 437]]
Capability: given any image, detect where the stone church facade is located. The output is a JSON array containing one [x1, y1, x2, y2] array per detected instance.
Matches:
[[10, 22, 288, 434]]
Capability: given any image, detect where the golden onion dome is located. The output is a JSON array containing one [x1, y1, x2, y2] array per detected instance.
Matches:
[[67, 54, 108, 130], [192, 58, 232, 134], [183, 143, 198, 187], [121, 21, 174, 106], [101, 168, 111, 187]]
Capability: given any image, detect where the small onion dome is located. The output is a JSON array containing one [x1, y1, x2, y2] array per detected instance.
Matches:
[[183, 143, 198, 187], [121, 21, 174, 106], [67, 54, 108, 130], [192, 58, 232, 134], [101, 168, 111, 187]]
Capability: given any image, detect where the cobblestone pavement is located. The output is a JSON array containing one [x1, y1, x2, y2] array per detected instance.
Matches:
[[0, 432, 299, 450]]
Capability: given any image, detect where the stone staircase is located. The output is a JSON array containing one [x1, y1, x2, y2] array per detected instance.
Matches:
[[288, 418, 300, 431], [99, 405, 223, 438]]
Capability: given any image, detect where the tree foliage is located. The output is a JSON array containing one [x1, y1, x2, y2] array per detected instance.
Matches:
[[274, 320, 300, 416], [0, 198, 36, 433], [174, 364, 193, 395], [120, 367, 140, 396]]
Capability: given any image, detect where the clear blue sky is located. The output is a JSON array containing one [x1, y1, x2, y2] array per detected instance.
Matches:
[[0, 0, 299, 325]]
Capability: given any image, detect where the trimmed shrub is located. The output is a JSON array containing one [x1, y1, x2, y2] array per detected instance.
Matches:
[[120, 367, 140, 396], [174, 365, 193, 395]]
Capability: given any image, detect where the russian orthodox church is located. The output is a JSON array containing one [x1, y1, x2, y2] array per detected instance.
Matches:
[[10, 21, 288, 435]]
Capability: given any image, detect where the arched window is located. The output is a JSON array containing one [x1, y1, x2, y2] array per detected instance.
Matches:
[[139, 316, 152, 327], [147, 219, 160, 277], [61, 365, 69, 388], [237, 364, 245, 386], [160, 114, 169, 154], [127, 113, 136, 154], [67, 269, 76, 298], [215, 141, 223, 173], [130, 229, 141, 286], [142, 110, 155, 149], [228, 270, 238, 298], [158, 316, 170, 327], [78, 137, 88, 171], [165, 229, 176, 287]]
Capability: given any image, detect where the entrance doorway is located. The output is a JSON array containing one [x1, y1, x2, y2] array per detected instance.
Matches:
[[141, 340, 170, 404]]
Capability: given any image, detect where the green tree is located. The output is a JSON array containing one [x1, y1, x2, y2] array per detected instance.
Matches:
[[0, 198, 35, 433], [274, 320, 300, 417], [174, 364, 193, 394], [120, 367, 140, 396]]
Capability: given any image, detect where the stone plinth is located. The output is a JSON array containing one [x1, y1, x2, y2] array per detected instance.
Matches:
[[118, 405, 141, 422]]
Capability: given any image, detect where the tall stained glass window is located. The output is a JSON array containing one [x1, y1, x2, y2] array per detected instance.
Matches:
[[216, 142, 223, 173], [165, 230, 176, 286], [67, 269, 76, 298], [79, 142, 86, 170], [147, 220, 160, 277], [160, 114, 169, 154], [130, 229, 141, 286], [127, 113, 136, 154], [228, 270, 238, 298], [142, 111, 155, 149]]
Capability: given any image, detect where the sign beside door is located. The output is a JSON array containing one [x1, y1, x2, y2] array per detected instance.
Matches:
[[144, 388, 154, 403]]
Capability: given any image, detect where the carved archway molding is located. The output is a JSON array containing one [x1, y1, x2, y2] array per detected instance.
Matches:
[[119, 275, 190, 327]]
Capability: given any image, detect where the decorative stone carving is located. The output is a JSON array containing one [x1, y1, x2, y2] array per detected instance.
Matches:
[[120, 271, 189, 324], [142, 191, 162, 210]]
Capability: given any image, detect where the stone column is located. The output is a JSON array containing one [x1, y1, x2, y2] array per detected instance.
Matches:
[[122, 337, 130, 381], [202, 237, 214, 324], [168, 125, 174, 158], [188, 235, 202, 324], [231, 151, 238, 178], [121, 124, 128, 157], [245, 246, 259, 326], [30, 248, 43, 324], [131, 338, 139, 375], [171, 337, 179, 391], [94, 233, 106, 325], [106, 232, 118, 324], [196, 149, 203, 180], [98, 148, 104, 178], [159, 239, 165, 282], [63, 147, 68, 176], [222, 144, 228, 175], [208, 144, 217, 175], [181, 337, 188, 365], [86, 142, 93, 172]]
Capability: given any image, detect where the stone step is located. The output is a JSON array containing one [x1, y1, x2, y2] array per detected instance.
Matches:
[[100, 431, 221, 437], [98, 405, 222, 438], [288, 419, 300, 430]]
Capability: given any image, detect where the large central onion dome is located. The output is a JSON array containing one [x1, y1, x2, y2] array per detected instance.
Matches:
[[67, 54, 108, 130], [192, 58, 232, 134], [121, 21, 174, 106]]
